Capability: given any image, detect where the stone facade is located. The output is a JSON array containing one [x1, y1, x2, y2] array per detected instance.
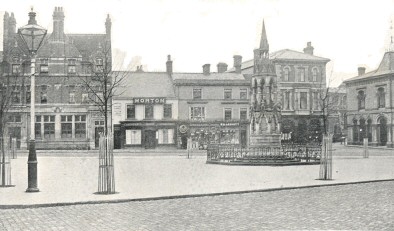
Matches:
[[2, 8, 111, 149], [344, 53, 394, 147], [228, 40, 330, 142]]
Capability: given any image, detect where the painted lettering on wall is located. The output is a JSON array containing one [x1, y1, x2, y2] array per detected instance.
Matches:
[[133, 98, 166, 104]]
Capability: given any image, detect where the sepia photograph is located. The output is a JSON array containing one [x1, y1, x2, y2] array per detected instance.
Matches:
[[0, 0, 393, 230]]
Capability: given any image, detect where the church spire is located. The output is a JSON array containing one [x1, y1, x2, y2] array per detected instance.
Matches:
[[259, 20, 269, 51]]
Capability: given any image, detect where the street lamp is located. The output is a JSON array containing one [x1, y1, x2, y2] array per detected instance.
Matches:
[[18, 9, 47, 193]]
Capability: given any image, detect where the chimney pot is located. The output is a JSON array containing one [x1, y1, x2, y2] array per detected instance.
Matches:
[[303, 42, 314, 55], [203, 64, 210, 75], [358, 67, 366, 76], [217, 62, 228, 73]]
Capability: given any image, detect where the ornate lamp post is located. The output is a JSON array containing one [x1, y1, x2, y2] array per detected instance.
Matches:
[[18, 9, 47, 193]]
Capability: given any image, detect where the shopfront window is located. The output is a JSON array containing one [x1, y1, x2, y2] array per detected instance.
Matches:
[[126, 129, 141, 144], [220, 129, 239, 144], [158, 129, 174, 144]]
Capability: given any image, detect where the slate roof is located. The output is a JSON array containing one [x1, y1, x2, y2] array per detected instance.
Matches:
[[344, 51, 394, 83], [227, 49, 330, 72], [68, 34, 107, 61], [114, 72, 176, 98], [172, 72, 248, 85], [36, 34, 81, 58]]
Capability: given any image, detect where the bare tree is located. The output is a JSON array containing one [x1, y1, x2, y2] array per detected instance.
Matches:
[[78, 40, 127, 136], [0, 61, 27, 186], [313, 68, 343, 136]]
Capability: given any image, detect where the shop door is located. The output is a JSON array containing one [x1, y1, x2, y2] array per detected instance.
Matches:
[[95, 127, 105, 148], [8, 127, 21, 149], [145, 130, 156, 149], [240, 130, 247, 148]]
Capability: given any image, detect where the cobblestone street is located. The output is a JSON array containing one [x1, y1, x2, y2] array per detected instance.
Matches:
[[1, 181, 393, 231]]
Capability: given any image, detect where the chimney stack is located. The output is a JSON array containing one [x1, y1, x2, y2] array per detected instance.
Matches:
[[53, 7, 65, 41], [358, 67, 366, 76], [105, 14, 111, 38], [217, 62, 228, 73], [233, 55, 242, 73], [166, 55, 173, 75], [303, 42, 314, 55], [203, 64, 210, 75], [9, 13, 16, 34]]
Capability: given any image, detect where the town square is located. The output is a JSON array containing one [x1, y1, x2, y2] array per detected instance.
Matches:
[[1, 0, 394, 230]]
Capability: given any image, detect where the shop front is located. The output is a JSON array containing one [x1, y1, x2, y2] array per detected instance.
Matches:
[[177, 121, 248, 150], [119, 121, 177, 149]]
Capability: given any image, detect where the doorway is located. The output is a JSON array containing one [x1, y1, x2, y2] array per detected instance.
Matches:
[[144, 130, 156, 149], [8, 127, 21, 149], [95, 127, 104, 148], [240, 130, 247, 148], [378, 117, 387, 146]]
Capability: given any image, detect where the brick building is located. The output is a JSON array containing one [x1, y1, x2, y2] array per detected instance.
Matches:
[[1, 8, 111, 149], [112, 64, 179, 149], [228, 33, 330, 142], [173, 60, 250, 149], [344, 49, 394, 147], [112, 56, 250, 150]]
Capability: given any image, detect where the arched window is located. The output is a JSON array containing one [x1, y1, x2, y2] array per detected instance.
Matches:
[[283, 67, 290, 81], [378, 117, 387, 146], [357, 90, 365, 110], [377, 87, 385, 108], [359, 118, 366, 142], [352, 119, 358, 142], [367, 119, 372, 142], [312, 67, 319, 82]]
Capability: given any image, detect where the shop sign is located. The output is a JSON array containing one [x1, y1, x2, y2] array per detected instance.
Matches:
[[179, 124, 189, 134], [133, 98, 166, 104], [220, 122, 239, 127], [190, 123, 210, 127]]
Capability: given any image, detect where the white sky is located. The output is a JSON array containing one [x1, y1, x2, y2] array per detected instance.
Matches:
[[1, 0, 394, 86]]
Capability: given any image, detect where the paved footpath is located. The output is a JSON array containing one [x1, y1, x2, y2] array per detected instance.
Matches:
[[1, 181, 393, 230]]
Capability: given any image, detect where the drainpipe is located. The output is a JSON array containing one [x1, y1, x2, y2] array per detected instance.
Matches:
[[390, 76, 393, 147]]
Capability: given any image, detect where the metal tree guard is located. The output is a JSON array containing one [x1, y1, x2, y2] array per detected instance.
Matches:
[[11, 138, 17, 159], [98, 133, 115, 194], [0, 137, 12, 187], [319, 134, 333, 180], [363, 138, 369, 158]]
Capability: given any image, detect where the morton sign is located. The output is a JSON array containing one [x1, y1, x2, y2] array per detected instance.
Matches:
[[132, 98, 166, 104]]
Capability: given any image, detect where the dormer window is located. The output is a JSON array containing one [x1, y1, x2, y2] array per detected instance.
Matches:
[[96, 58, 103, 72], [68, 59, 76, 74], [40, 58, 49, 73]]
